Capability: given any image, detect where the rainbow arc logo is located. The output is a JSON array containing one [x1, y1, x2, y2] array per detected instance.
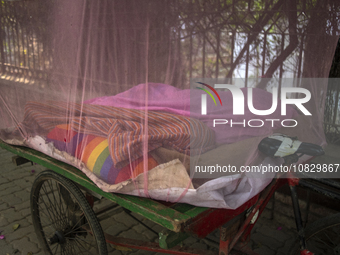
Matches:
[[196, 82, 222, 106]]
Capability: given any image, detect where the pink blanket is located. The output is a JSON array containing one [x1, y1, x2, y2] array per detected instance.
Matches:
[[85, 83, 296, 144]]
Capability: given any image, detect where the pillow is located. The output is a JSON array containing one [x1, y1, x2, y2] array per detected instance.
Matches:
[[46, 124, 158, 184], [46, 124, 85, 155]]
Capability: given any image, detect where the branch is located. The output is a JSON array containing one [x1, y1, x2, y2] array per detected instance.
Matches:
[[256, 0, 298, 89], [226, 0, 284, 78]]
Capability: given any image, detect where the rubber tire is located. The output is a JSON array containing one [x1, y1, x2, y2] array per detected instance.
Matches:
[[30, 170, 108, 255], [289, 213, 340, 255]]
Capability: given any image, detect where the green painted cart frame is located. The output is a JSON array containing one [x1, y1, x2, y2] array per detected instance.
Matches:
[[0, 140, 268, 254], [2, 140, 340, 255]]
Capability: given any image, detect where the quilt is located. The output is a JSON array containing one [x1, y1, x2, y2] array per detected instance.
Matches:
[[16, 100, 215, 185]]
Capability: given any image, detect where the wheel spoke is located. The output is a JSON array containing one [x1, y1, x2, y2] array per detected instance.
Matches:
[[63, 215, 87, 236], [68, 236, 97, 248], [74, 237, 96, 254], [290, 214, 340, 255], [61, 244, 68, 255], [39, 188, 60, 229], [45, 181, 69, 228], [57, 184, 69, 227], [31, 171, 107, 255], [310, 229, 337, 253], [41, 184, 65, 229], [68, 242, 78, 254], [35, 200, 57, 234], [52, 243, 59, 255], [74, 238, 89, 253]]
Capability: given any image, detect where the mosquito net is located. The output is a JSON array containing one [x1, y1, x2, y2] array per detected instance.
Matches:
[[0, 0, 339, 208]]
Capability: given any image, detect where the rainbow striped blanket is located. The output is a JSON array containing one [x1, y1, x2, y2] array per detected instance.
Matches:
[[20, 101, 215, 184], [46, 124, 159, 184]]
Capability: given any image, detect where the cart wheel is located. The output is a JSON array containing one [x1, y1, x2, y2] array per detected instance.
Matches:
[[30, 170, 108, 255], [289, 213, 340, 255]]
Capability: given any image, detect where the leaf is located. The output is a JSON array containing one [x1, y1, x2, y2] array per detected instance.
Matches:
[[112, 244, 132, 251], [13, 224, 20, 231]]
